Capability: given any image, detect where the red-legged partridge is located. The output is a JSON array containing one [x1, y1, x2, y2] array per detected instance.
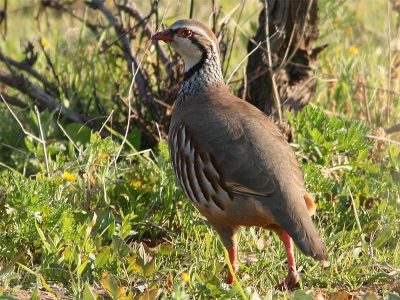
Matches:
[[152, 19, 328, 288]]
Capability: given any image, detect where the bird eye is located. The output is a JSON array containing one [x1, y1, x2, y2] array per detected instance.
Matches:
[[178, 28, 193, 38]]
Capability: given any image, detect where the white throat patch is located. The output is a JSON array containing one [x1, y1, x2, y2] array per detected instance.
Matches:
[[168, 37, 203, 71]]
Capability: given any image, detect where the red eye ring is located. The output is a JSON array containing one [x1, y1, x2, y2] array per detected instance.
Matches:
[[177, 28, 193, 38]]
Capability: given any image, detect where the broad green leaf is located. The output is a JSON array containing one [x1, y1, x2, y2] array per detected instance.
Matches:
[[372, 227, 394, 249], [77, 257, 89, 276], [127, 128, 142, 152], [101, 273, 119, 298], [41, 267, 70, 282], [290, 290, 315, 300], [82, 281, 97, 300], [65, 123, 92, 147], [155, 242, 180, 256], [137, 288, 158, 300], [388, 293, 400, 300], [95, 246, 111, 268], [134, 243, 155, 277], [111, 234, 131, 259]]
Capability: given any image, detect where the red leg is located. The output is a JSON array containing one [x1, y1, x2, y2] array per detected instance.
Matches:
[[226, 245, 238, 284], [276, 231, 300, 290], [213, 226, 238, 284]]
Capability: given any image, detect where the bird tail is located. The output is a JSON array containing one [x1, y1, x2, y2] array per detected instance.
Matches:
[[288, 215, 328, 261], [275, 194, 328, 261]]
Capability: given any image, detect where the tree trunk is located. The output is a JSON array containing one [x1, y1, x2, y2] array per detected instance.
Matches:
[[245, 0, 325, 124]]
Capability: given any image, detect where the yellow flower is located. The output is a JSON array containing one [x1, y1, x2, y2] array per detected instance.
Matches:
[[181, 272, 190, 282], [41, 38, 50, 49], [64, 171, 76, 182], [132, 180, 143, 190], [343, 27, 352, 34], [349, 46, 359, 54]]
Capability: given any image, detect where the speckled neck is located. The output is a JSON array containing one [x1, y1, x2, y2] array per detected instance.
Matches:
[[176, 47, 225, 106]]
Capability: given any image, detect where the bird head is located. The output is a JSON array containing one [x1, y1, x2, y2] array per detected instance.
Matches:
[[152, 19, 220, 72]]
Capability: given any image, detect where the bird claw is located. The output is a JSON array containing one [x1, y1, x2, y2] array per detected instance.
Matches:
[[275, 267, 300, 291]]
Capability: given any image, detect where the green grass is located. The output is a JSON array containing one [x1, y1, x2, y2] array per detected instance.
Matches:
[[0, 0, 400, 299]]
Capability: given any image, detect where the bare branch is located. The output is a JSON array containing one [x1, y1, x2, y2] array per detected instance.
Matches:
[[41, 0, 103, 34], [0, 69, 111, 137], [0, 93, 29, 109], [115, 0, 170, 69], [86, 0, 150, 100], [385, 123, 400, 134], [0, 51, 58, 94]]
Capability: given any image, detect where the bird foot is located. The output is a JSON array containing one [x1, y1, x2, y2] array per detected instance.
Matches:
[[226, 273, 234, 285], [275, 267, 300, 291]]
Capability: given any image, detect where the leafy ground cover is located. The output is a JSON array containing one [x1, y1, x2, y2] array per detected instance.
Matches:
[[0, 0, 399, 299]]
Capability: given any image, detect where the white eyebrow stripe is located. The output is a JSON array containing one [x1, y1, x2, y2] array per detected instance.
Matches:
[[168, 24, 210, 40], [167, 21, 219, 56]]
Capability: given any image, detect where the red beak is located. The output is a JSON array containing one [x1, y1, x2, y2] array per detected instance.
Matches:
[[152, 29, 174, 42]]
